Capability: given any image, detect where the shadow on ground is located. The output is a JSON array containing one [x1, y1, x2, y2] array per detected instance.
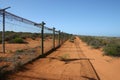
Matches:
[[48, 57, 94, 64], [82, 76, 97, 80]]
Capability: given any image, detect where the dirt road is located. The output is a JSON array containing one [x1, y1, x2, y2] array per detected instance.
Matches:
[[7, 37, 99, 80], [78, 37, 120, 80]]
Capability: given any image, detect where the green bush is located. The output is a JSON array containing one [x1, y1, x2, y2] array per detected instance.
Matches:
[[80, 36, 103, 49], [89, 39, 101, 49], [9, 37, 25, 43], [5, 33, 18, 41], [103, 43, 120, 56], [69, 36, 76, 43], [59, 54, 70, 61], [4, 31, 40, 41], [80, 36, 120, 57]]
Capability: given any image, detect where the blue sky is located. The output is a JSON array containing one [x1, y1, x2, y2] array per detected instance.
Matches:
[[0, 0, 120, 37]]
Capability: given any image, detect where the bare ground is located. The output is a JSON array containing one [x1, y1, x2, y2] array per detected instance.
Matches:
[[78, 37, 120, 80], [0, 38, 57, 78], [5, 37, 120, 80], [6, 37, 98, 80]]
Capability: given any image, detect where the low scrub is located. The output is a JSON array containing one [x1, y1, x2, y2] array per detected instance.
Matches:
[[79, 36, 120, 57], [4, 31, 41, 41], [16, 50, 24, 53], [59, 54, 70, 61], [80, 36, 104, 49], [103, 42, 120, 56], [8, 37, 25, 43], [69, 36, 76, 43]]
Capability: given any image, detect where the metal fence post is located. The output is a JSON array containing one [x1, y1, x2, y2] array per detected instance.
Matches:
[[63, 32, 65, 43], [58, 30, 60, 46], [53, 27, 55, 49], [61, 32, 63, 44], [41, 21, 45, 55], [0, 7, 11, 53], [2, 10, 5, 53], [61, 32, 62, 44]]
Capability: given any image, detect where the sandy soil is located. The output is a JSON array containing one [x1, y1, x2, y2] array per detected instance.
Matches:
[[7, 37, 98, 80], [0, 38, 58, 55], [0, 38, 40, 53], [78, 37, 120, 80], [0, 38, 59, 76], [3, 37, 120, 80]]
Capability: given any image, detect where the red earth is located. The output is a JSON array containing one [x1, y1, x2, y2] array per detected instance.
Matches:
[[1, 37, 120, 80]]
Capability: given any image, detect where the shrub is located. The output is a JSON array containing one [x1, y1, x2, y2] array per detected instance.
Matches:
[[80, 36, 103, 49], [103, 43, 120, 56], [80, 36, 120, 57], [9, 37, 25, 43], [89, 39, 103, 49], [69, 36, 76, 43], [59, 54, 70, 61], [16, 50, 24, 53], [5, 32, 19, 41], [4, 31, 40, 41]]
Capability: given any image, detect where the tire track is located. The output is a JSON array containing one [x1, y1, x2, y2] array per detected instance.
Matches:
[[7, 39, 100, 80], [74, 37, 100, 80]]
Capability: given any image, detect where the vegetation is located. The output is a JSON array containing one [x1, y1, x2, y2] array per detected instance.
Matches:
[[103, 39, 120, 56], [0, 31, 59, 44], [79, 36, 120, 57], [0, 31, 41, 44], [69, 36, 76, 43], [15, 49, 24, 54], [59, 54, 70, 61], [8, 37, 25, 43]]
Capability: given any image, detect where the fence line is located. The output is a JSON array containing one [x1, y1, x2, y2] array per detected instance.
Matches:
[[0, 10, 71, 55], [0, 10, 71, 74]]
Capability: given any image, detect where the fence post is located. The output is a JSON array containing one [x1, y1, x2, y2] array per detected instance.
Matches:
[[58, 30, 60, 46], [62, 32, 65, 44], [2, 10, 5, 53], [53, 27, 55, 49], [41, 21, 45, 55], [0, 7, 11, 53], [62, 32, 64, 44]]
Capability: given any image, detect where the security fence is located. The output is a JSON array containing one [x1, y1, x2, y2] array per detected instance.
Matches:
[[0, 10, 71, 75], [0, 11, 70, 53], [0, 10, 71, 69]]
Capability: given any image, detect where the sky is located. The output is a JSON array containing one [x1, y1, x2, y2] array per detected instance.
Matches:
[[0, 0, 120, 37]]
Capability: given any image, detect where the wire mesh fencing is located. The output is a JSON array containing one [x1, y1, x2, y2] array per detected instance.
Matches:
[[44, 27, 53, 53], [55, 30, 59, 47], [0, 11, 71, 54], [0, 11, 43, 69], [4, 12, 40, 52], [0, 10, 71, 73]]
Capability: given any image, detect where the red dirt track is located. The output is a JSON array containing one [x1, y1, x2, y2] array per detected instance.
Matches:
[[6, 37, 120, 80], [7, 37, 99, 80]]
